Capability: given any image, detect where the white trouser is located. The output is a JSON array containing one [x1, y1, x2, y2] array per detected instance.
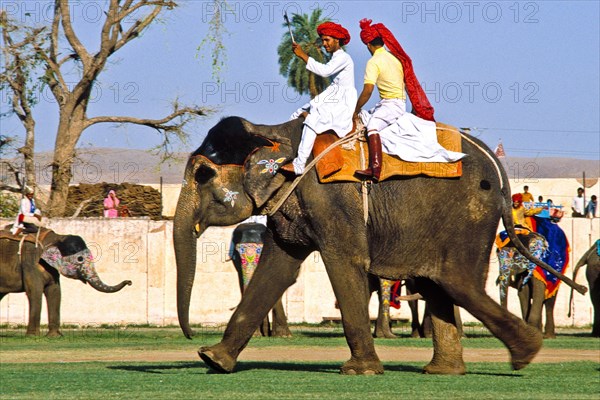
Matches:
[[291, 124, 318, 175]]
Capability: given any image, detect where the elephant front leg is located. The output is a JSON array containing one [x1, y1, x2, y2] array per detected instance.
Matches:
[[25, 286, 43, 336], [323, 255, 383, 375], [199, 239, 307, 373], [44, 281, 63, 337]]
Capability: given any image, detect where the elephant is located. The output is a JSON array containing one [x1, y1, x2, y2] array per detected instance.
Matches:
[[229, 222, 291, 337], [571, 240, 600, 337], [173, 116, 583, 375], [0, 227, 132, 337], [403, 278, 464, 339], [496, 218, 569, 339]]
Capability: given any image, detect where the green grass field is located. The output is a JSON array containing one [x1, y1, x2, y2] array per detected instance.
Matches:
[[1, 325, 599, 400]]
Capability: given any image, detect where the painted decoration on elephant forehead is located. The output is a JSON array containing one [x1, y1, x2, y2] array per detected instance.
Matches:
[[222, 187, 239, 207], [257, 158, 286, 175]]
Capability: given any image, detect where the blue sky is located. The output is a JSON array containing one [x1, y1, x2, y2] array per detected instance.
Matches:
[[1, 0, 599, 160]]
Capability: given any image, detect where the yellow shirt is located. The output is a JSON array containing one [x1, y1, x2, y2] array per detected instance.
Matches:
[[522, 192, 534, 203], [364, 47, 405, 100]]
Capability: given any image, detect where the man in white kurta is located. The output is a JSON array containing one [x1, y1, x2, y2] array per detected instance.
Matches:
[[11, 187, 43, 235], [281, 22, 357, 175]]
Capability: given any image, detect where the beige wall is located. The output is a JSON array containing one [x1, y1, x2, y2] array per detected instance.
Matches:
[[1, 214, 598, 329]]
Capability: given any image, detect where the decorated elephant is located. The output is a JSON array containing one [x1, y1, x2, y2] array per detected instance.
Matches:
[[571, 240, 600, 337], [229, 221, 291, 337], [173, 117, 583, 375], [0, 227, 132, 336], [496, 217, 569, 338]]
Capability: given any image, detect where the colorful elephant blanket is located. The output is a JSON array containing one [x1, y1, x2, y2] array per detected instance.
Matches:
[[496, 231, 548, 301], [311, 122, 463, 183], [530, 217, 570, 299]]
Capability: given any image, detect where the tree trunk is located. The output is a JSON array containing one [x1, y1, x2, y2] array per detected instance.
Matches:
[[46, 100, 87, 217]]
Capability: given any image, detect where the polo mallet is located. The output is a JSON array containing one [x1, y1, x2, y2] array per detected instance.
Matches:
[[283, 12, 295, 44]]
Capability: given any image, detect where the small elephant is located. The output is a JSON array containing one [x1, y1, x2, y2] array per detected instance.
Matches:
[[572, 240, 600, 337], [0, 227, 132, 336], [230, 222, 291, 337]]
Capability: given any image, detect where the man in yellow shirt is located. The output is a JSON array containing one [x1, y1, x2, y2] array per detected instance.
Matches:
[[354, 19, 435, 182], [521, 186, 534, 203]]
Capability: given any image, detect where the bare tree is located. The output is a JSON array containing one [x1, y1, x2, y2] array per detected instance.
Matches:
[[1, 1, 209, 217], [0, 12, 47, 199]]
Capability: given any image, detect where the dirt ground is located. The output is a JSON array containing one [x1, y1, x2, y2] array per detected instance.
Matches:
[[2, 345, 598, 364]]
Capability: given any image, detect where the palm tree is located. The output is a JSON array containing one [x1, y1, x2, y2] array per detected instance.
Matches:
[[277, 9, 331, 98]]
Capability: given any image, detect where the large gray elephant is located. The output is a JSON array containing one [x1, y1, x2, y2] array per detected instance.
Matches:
[[0, 228, 132, 336], [173, 117, 583, 375], [571, 240, 600, 337]]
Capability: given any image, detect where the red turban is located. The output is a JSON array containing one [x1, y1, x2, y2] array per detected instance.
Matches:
[[359, 18, 435, 122], [317, 22, 351, 46], [512, 193, 523, 203]]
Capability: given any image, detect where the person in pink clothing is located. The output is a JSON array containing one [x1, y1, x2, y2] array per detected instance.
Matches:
[[103, 190, 120, 218]]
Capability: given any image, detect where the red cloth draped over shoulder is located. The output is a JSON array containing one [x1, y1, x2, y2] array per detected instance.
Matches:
[[359, 18, 435, 122]]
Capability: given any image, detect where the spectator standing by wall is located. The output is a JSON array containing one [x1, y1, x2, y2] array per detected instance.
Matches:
[[103, 190, 120, 218], [571, 187, 585, 218]]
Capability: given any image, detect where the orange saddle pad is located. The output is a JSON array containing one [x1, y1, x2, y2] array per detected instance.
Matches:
[[312, 122, 463, 183]]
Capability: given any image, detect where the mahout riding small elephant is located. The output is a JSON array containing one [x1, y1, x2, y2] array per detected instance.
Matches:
[[173, 117, 584, 375], [496, 217, 569, 339], [229, 222, 291, 337], [0, 227, 132, 336], [571, 240, 600, 337]]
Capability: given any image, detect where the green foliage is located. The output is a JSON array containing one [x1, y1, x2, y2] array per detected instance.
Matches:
[[0, 192, 19, 217], [277, 9, 331, 98], [196, 0, 229, 82]]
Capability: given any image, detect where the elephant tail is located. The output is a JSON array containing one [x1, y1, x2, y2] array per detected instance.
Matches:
[[458, 130, 587, 295]]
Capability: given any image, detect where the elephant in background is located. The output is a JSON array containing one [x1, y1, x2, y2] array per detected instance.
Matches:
[[496, 220, 569, 339], [0, 227, 132, 336], [571, 240, 600, 337], [174, 117, 580, 375], [229, 222, 291, 337]]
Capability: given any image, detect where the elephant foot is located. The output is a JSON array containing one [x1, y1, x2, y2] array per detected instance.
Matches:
[[374, 327, 397, 339], [46, 330, 63, 338], [198, 345, 237, 374], [509, 325, 543, 370], [543, 331, 556, 339], [340, 358, 384, 375], [271, 326, 293, 338], [423, 360, 466, 375], [410, 329, 421, 338], [25, 330, 40, 336]]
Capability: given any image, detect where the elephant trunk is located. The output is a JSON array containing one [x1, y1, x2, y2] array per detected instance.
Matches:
[[173, 178, 203, 339], [83, 261, 132, 293]]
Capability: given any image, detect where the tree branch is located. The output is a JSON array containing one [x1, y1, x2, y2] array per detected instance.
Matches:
[[84, 105, 208, 129], [58, 0, 91, 68]]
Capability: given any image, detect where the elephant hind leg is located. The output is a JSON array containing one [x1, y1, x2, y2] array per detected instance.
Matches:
[[443, 278, 542, 370], [416, 279, 465, 375]]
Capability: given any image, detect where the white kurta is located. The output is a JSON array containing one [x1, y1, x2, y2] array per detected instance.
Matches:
[[360, 106, 466, 163], [290, 49, 357, 137]]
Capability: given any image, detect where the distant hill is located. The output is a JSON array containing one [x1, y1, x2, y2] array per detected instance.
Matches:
[[4, 148, 599, 185]]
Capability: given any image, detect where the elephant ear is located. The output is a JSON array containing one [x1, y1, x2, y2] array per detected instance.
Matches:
[[243, 140, 294, 208]]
